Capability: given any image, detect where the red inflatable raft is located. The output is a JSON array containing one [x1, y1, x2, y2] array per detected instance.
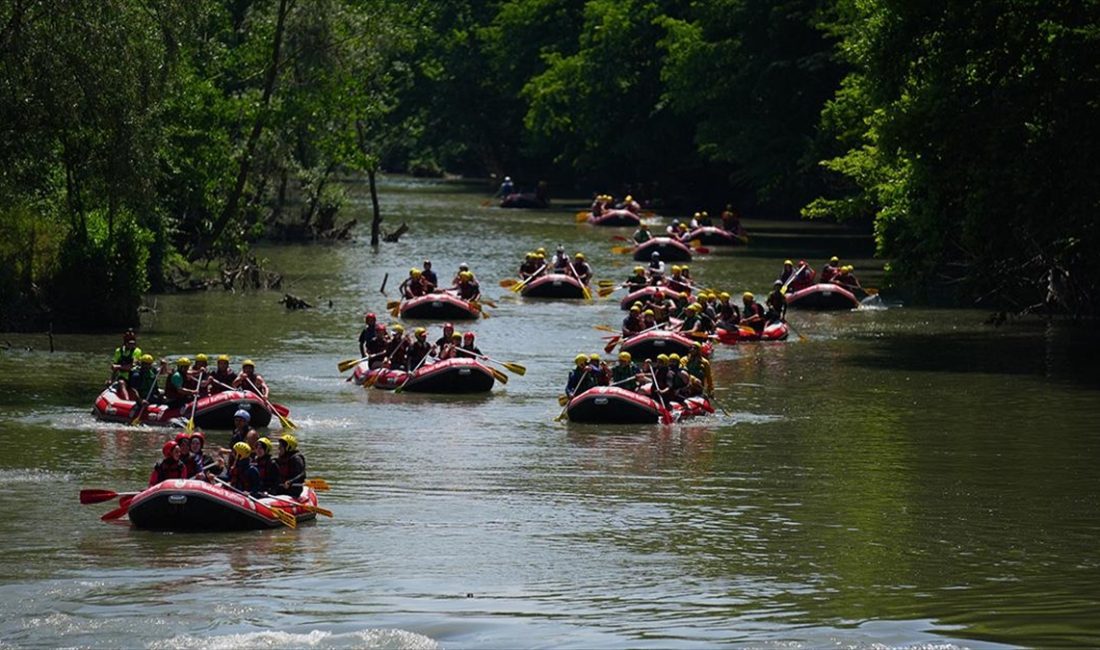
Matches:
[[683, 226, 748, 247], [352, 357, 496, 393], [126, 479, 318, 531], [588, 209, 641, 227], [618, 329, 698, 360], [399, 291, 480, 320], [566, 386, 714, 424], [632, 237, 694, 262], [718, 322, 790, 342], [785, 283, 860, 311], [92, 387, 286, 429], [520, 273, 588, 299]]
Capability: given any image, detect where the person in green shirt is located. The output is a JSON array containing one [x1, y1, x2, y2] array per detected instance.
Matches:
[[632, 223, 652, 244], [610, 352, 642, 391]]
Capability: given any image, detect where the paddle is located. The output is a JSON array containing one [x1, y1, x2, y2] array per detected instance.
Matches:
[[575, 211, 591, 223], [129, 366, 163, 426], [597, 285, 620, 298], [597, 279, 616, 287], [213, 477, 296, 529], [468, 299, 491, 319], [244, 376, 297, 430], [556, 375, 639, 406], [783, 318, 808, 342], [611, 245, 635, 255], [510, 264, 547, 293], [101, 494, 136, 521], [471, 353, 525, 376], [379, 272, 388, 296], [604, 322, 665, 354], [610, 235, 631, 243], [337, 350, 386, 373], [499, 278, 519, 288], [389, 303, 400, 318], [554, 368, 589, 422], [563, 262, 591, 301], [80, 488, 138, 505], [304, 478, 331, 491], [270, 494, 333, 518], [394, 354, 432, 394], [647, 367, 674, 425], [592, 324, 618, 333], [185, 371, 204, 433], [780, 264, 808, 296]]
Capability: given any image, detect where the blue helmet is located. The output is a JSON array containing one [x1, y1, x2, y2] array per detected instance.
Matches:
[[233, 409, 251, 423]]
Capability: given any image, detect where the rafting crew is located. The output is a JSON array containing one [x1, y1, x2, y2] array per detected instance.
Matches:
[[451, 271, 482, 301], [778, 259, 816, 293], [451, 262, 478, 286], [570, 252, 593, 285], [400, 267, 433, 299], [518, 252, 543, 279], [831, 265, 862, 292]]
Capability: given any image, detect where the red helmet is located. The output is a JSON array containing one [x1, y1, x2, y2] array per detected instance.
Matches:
[[375, 323, 386, 332], [190, 431, 205, 446], [174, 432, 191, 445], [162, 441, 178, 458], [443, 322, 454, 331], [365, 312, 376, 321], [463, 332, 475, 341]]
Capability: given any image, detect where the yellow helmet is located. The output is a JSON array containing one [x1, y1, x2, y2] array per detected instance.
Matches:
[[630, 305, 641, 313], [257, 437, 272, 453], [242, 359, 255, 368], [618, 351, 632, 362], [634, 266, 644, 274], [195, 353, 208, 362], [701, 211, 708, 217], [845, 264, 855, 272], [452, 332, 462, 340], [574, 252, 585, 260], [140, 354, 154, 363], [279, 433, 298, 452], [625, 195, 633, 202], [719, 292, 730, 300], [656, 354, 669, 363], [233, 441, 252, 459], [589, 353, 600, 361], [391, 324, 404, 333], [461, 271, 473, 280], [176, 357, 191, 366], [536, 247, 546, 255], [784, 259, 793, 266], [743, 292, 754, 301], [678, 223, 688, 231], [217, 354, 230, 362], [830, 256, 840, 263], [680, 265, 690, 273], [668, 353, 680, 363], [643, 309, 654, 316], [410, 268, 421, 276], [688, 303, 701, 312], [536, 253, 546, 259], [414, 327, 427, 337], [693, 212, 700, 219], [574, 354, 587, 365], [670, 265, 681, 273]]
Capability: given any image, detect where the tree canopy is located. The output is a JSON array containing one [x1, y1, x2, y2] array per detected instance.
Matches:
[[2, 0, 1097, 329]]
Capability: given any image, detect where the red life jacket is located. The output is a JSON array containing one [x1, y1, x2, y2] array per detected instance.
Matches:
[[149, 459, 187, 486]]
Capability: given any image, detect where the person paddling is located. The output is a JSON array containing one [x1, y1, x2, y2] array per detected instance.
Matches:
[[400, 268, 430, 299], [274, 434, 307, 497], [164, 357, 197, 410], [611, 351, 643, 391], [209, 355, 237, 394], [229, 409, 257, 448], [110, 330, 142, 381], [253, 437, 280, 494], [421, 259, 439, 288], [232, 359, 269, 399], [741, 292, 766, 333], [452, 271, 481, 302], [832, 265, 863, 292], [570, 252, 592, 286], [632, 223, 652, 244], [820, 256, 841, 284], [407, 327, 434, 370], [765, 280, 787, 323], [358, 312, 379, 357], [566, 354, 597, 398], [456, 331, 482, 358]]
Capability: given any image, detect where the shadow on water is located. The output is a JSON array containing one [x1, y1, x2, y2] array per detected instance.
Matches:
[[845, 323, 1100, 388]]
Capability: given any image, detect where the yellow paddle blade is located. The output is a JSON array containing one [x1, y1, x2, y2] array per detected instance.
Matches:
[[277, 411, 297, 430], [502, 361, 526, 376], [303, 503, 333, 517], [305, 478, 331, 491], [597, 280, 615, 287], [575, 211, 590, 222], [491, 368, 508, 384], [389, 306, 400, 318], [597, 287, 615, 298], [558, 394, 569, 406], [499, 278, 518, 288], [270, 506, 297, 529], [386, 300, 400, 309], [863, 287, 879, 295], [593, 324, 617, 333], [611, 246, 634, 255], [337, 358, 361, 372], [690, 239, 701, 248]]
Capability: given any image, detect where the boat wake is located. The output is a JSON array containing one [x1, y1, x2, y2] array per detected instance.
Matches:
[[150, 628, 439, 650]]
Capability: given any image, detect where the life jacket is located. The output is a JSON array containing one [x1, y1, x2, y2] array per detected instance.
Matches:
[[820, 264, 839, 284], [276, 450, 307, 492], [163, 370, 187, 402], [611, 363, 640, 390], [229, 457, 257, 492], [255, 455, 280, 492], [210, 368, 237, 393], [456, 282, 480, 300], [149, 459, 187, 486], [407, 340, 433, 369]]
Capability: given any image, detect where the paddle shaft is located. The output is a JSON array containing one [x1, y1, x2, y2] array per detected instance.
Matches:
[[129, 365, 164, 425], [511, 264, 547, 293]]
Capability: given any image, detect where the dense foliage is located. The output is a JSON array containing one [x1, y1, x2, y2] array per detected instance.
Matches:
[[2, 0, 1097, 329]]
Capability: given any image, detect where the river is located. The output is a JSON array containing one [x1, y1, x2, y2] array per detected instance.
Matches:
[[1, 177, 1098, 648]]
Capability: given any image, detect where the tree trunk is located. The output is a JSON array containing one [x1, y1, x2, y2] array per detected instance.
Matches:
[[369, 168, 381, 246], [190, 0, 291, 261]]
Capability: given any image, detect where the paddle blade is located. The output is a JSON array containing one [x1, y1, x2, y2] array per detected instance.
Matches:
[[597, 279, 616, 286], [101, 494, 135, 521], [597, 287, 615, 298], [269, 506, 297, 529], [692, 246, 710, 255], [499, 278, 519, 288], [337, 358, 361, 373], [610, 246, 634, 255], [658, 406, 673, 425], [386, 300, 400, 309], [558, 394, 569, 406], [592, 324, 617, 333], [575, 211, 590, 222], [609, 236, 629, 244], [603, 337, 620, 354], [80, 489, 119, 504], [277, 412, 297, 430], [305, 478, 331, 491], [502, 361, 526, 376], [304, 503, 334, 517]]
